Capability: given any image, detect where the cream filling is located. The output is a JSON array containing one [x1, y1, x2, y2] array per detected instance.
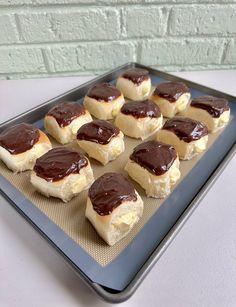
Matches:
[[85, 192, 143, 246]]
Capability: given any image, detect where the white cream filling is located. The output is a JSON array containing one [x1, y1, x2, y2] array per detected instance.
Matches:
[[85, 192, 143, 246]]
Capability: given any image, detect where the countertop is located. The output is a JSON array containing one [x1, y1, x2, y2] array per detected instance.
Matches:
[[0, 70, 235, 307]]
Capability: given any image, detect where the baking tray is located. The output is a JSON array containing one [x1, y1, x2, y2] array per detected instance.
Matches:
[[0, 63, 236, 303]]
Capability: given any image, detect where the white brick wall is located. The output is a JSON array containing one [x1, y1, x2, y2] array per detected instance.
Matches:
[[0, 1, 236, 79]]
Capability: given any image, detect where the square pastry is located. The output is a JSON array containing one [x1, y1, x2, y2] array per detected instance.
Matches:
[[83, 83, 125, 120], [77, 120, 125, 165], [116, 68, 151, 100], [151, 82, 190, 118], [31, 147, 94, 202], [44, 102, 92, 144], [86, 172, 143, 246], [184, 96, 230, 133], [0, 123, 52, 172], [115, 100, 163, 140], [156, 117, 208, 160], [125, 140, 181, 198]]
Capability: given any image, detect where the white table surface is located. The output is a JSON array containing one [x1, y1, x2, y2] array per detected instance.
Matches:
[[0, 70, 236, 307]]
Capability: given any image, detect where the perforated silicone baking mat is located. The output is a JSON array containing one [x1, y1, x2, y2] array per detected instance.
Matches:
[[1, 64, 236, 295], [0, 124, 224, 266]]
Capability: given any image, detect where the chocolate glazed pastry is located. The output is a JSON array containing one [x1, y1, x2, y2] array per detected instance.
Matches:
[[89, 172, 137, 216], [153, 82, 189, 102], [121, 100, 161, 119], [87, 83, 121, 102], [191, 96, 229, 118], [130, 140, 177, 176], [122, 68, 149, 85], [47, 102, 86, 127], [77, 120, 120, 145], [163, 117, 208, 143], [34, 147, 88, 182], [0, 123, 39, 154], [86, 172, 143, 246]]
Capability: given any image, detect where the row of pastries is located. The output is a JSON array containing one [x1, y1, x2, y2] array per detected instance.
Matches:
[[0, 68, 231, 245]]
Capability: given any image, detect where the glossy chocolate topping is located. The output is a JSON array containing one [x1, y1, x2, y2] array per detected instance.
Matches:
[[77, 120, 120, 145], [47, 102, 86, 127], [163, 117, 208, 143], [191, 96, 229, 118], [87, 83, 121, 102], [153, 82, 189, 102], [121, 100, 161, 119], [130, 140, 177, 176], [0, 123, 39, 155], [122, 68, 149, 85], [88, 172, 137, 216], [34, 147, 88, 182]]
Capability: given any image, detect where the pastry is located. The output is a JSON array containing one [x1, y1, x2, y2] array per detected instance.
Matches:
[[31, 147, 94, 202], [115, 99, 163, 140], [151, 81, 190, 118], [184, 96, 230, 133], [0, 123, 52, 172], [156, 117, 208, 160], [77, 120, 125, 165], [116, 68, 151, 100], [44, 101, 92, 144], [86, 172, 143, 246], [83, 83, 125, 120], [125, 140, 181, 198]]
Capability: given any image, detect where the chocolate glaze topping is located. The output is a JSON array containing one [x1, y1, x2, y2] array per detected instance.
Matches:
[[87, 83, 121, 102], [88, 172, 137, 216], [191, 96, 229, 118], [130, 140, 177, 176], [121, 100, 161, 119], [34, 147, 88, 182], [122, 68, 149, 85], [77, 120, 120, 145], [163, 117, 208, 143], [0, 123, 39, 155], [153, 82, 189, 102], [47, 102, 86, 127]]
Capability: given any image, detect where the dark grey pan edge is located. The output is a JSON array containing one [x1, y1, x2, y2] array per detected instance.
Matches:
[[0, 62, 135, 129], [90, 143, 236, 303], [1, 143, 235, 304], [1, 62, 236, 130], [1, 63, 236, 303], [135, 62, 236, 101]]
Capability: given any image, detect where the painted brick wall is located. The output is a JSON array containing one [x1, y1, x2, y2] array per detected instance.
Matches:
[[0, 0, 236, 79]]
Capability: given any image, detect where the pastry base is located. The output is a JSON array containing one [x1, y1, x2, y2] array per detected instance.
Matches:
[[116, 77, 151, 100], [125, 158, 181, 198], [85, 193, 143, 246], [156, 129, 208, 160]]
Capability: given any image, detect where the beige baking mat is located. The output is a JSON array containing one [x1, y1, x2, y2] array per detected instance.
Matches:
[[0, 125, 224, 266]]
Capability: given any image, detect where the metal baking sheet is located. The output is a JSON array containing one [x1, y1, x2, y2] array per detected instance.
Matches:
[[0, 63, 235, 303]]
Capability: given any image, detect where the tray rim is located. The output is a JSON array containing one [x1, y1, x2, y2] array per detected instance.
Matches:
[[0, 62, 236, 303]]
